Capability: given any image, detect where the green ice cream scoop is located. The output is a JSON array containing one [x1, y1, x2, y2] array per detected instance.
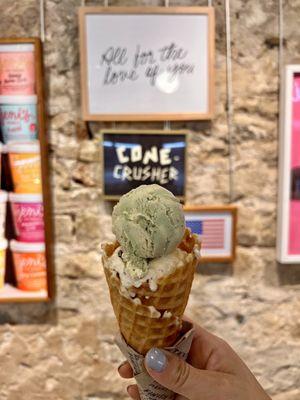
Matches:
[[112, 184, 185, 279]]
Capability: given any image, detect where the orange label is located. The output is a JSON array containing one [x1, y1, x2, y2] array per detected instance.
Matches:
[[13, 251, 47, 291], [9, 153, 42, 193]]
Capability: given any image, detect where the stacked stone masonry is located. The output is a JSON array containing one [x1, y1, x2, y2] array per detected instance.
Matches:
[[0, 1, 299, 399]]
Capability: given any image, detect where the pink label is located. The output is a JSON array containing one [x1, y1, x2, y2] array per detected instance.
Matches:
[[0, 52, 35, 95], [288, 74, 300, 254], [0, 107, 33, 122], [11, 202, 44, 242]]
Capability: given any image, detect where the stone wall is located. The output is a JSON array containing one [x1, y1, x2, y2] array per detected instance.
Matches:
[[0, 1, 300, 399]]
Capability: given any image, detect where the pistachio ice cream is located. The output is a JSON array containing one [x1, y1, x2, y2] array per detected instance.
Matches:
[[112, 184, 185, 279], [102, 183, 200, 360]]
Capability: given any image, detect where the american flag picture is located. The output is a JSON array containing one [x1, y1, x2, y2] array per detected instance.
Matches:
[[184, 207, 237, 261], [186, 218, 225, 249]]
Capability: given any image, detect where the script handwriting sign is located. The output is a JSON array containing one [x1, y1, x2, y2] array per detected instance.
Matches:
[[100, 46, 139, 85], [99, 43, 195, 86]]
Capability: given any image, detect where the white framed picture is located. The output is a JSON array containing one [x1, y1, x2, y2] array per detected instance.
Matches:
[[277, 65, 300, 263], [78, 7, 215, 121], [184, 205, 237, 263]]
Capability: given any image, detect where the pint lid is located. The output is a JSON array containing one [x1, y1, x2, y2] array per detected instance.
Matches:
[[9, 193, 43, 203], [0, 239, 8, 250], [7, 141, 40, 154], [0, 44, 34, 53], [0, 191, 8, 202], [0, 95, 37, 104], [10, 240, 45, 253]]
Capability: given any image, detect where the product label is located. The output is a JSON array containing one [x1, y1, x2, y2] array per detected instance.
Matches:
[[0, 103, 37, 143], [12, 202, 44, 242], [0, 52, 35, 95], [13, 251, 47, 291], [9, 153, 42, 193]]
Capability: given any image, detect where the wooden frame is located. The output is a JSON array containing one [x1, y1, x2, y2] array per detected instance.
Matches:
[[0, 38, 54, 302], [184, 205, 237, 263], [277, 65, 300, 263], [79, 7, 215, 121], [100, 129, 187, 200]]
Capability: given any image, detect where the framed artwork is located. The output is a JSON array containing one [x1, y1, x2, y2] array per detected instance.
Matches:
[[101, 130, 186, 200], [79, 7, 215, 121], [184, 205, 237, 263], [0, 38, 54, 302], [277, 65, 300, 263]]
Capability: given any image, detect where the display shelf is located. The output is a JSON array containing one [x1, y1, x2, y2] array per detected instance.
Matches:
[[0, 37, 54, 303], [0, 284, 48, 302]]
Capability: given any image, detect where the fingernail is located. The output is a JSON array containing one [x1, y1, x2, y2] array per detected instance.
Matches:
[[145, 348, 167, 372]]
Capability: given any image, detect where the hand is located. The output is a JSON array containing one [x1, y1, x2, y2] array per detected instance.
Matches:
[[118, 320, 271, 400]]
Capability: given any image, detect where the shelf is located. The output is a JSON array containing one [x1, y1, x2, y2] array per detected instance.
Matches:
[[0, 38, 54, 303], [0, 283, 48, 303]]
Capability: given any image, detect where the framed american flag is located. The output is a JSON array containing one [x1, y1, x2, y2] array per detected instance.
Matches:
[[184, 205, 237, 263]]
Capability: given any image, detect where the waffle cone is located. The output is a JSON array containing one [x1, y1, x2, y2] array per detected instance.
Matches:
[[102, 228, 200, 355]]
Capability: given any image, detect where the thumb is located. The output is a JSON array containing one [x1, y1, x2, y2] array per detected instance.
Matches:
[[144, 348, 223, 400]]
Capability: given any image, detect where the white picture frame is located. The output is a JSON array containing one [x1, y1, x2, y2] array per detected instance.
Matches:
[[184, 205, 237, 263], [277, 65, 300, 263], [78, 7, 215, 121]]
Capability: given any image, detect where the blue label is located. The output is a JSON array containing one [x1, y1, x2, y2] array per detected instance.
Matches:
[[0, 103, 38, 143]]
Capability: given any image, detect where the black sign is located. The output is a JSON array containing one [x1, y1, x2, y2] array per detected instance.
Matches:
[[102, 130, 186, 199]]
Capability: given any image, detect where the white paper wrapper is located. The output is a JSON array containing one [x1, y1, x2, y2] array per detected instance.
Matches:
[[116, 321, 194, 400]]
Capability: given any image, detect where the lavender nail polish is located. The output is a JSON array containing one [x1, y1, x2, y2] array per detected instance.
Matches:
[[145, 348, 167, 372]]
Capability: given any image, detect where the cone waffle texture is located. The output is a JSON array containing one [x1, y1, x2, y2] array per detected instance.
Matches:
[[102, 228, 200, 355]]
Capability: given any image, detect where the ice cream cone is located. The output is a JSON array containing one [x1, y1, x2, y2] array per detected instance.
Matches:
[[102, 228, 200, 355]]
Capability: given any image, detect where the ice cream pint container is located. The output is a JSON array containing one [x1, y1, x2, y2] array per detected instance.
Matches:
[[0, 191, 8, 239], [9, 193, 44, 242], [0, 44, 35, 95], [0, 95, 38, 143], [7, 141, 42, 193], [0, 239, 8, 289], [10, 240, 47, 291]]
